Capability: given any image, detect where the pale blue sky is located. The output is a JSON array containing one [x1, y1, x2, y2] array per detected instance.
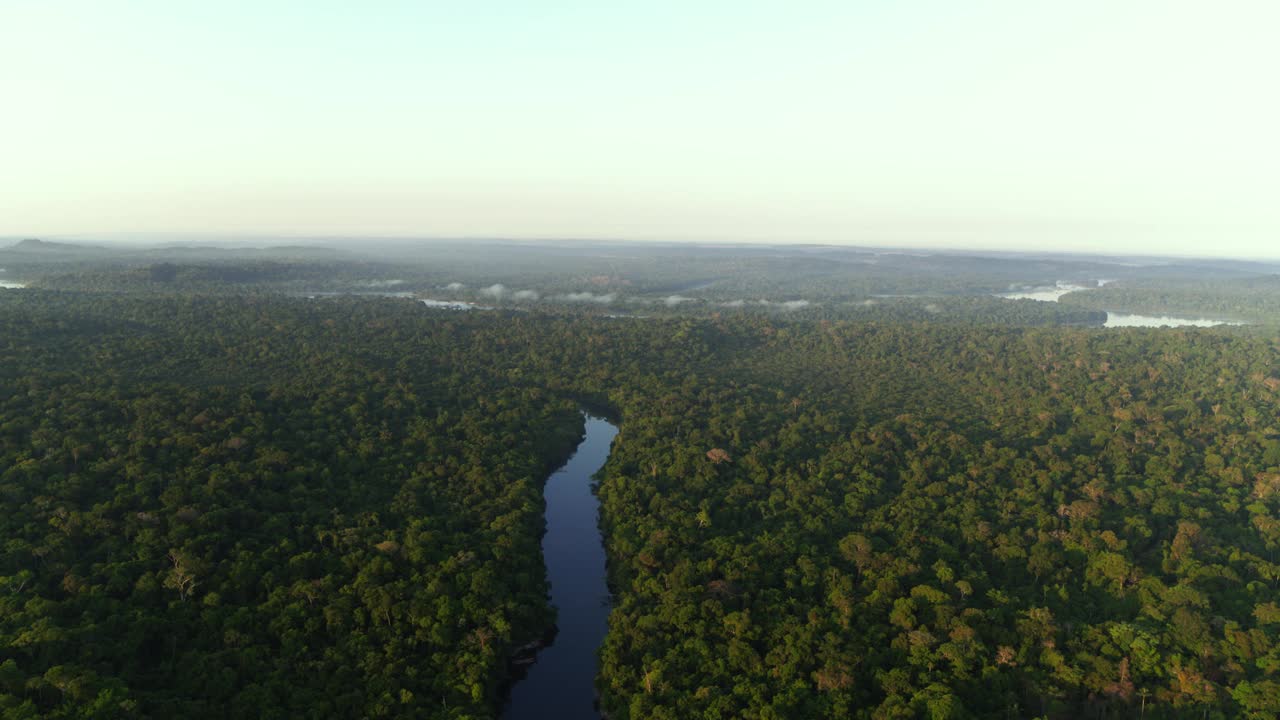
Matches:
[[2, 1, 1277, 256]]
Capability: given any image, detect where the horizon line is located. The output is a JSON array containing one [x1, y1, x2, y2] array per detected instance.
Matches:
[[6, 232, 1280, 265]]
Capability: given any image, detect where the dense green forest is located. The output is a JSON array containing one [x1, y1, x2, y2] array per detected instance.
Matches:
[[0, 293, 586, 718], [594, 321, 1280, 719], [3, 288, 1280, 718]]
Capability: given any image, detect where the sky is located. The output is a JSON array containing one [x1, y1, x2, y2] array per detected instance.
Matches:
[[2, 1, 1278, 257]]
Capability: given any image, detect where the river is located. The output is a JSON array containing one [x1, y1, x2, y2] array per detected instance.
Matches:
[[503, 413, 618, 720]]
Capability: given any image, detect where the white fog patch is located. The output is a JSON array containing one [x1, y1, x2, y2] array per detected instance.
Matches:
[[742, 299, 814, 310], [998, 279, 1115, 302], [421, 299, 479, 310], [1105, 313, 1243, 328], [924, 303, 941, 314], [997, 281, 1092, 302], [361, 279, 405, 287], [481, 284, 508, 298], [0, 281, 25, 289], [663, 295, 692, 306], [718, 298, 812, 310], [561, 292, 616, 304], [444, 282, 465, 290], [859, 299, 878, 306], [513, 289, 540, 301]]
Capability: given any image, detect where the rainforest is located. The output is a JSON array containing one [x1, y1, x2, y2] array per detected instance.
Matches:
[[2, 239, 1280, 719]]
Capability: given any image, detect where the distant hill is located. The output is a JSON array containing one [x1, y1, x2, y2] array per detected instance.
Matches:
[[153, 244, 339, 254], [2, 239, 340, 259], [6, 238, 99, 252]]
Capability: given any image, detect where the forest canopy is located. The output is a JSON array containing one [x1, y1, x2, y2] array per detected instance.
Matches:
[[1, 286, 1279, 719]]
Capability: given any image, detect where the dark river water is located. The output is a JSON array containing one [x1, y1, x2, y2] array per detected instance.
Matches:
[[503, 414, 618, 720]]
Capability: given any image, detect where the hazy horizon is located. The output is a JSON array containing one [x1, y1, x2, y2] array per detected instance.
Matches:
[[4, 2, 1277, 257], [9, 232, 1280, 265]]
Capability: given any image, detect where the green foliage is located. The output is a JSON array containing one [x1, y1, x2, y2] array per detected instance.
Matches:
[[0, 293, 585, 718], [2, 288, 1279, 718]]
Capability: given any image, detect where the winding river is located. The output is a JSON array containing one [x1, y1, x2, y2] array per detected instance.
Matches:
[[503, 413, 618, 720]]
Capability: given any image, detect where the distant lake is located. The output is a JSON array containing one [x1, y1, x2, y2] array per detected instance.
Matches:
[[503, 414, 618, 720], [997, 281, 1244, 328]]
